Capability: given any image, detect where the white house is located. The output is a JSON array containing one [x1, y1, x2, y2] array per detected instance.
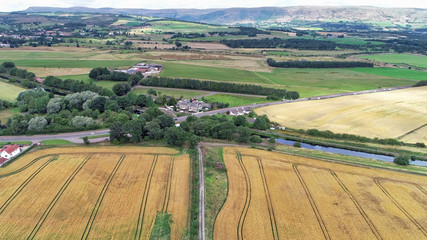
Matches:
[[0, 144, 21, 159]]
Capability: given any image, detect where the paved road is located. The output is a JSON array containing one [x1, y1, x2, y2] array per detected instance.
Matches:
[[197, 145, 206, 240], [0, 85, 411, 143]]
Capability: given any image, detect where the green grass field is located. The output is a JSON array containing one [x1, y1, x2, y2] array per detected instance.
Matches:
[[132, 87, 207, 99], [160, 62, 270, 84], [0, 81, 26, 101], [349, 68, 427, 81], [203, 94, 272, 107], [58, 74, 118, 89], [0, 59, 139, 68], [360, 54, 427, 68], [40, 139, 73, 145]]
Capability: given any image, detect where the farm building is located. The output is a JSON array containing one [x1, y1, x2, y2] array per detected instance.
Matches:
[[0, 144, 21, 166]]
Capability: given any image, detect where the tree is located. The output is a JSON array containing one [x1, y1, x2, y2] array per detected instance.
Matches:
[[167, 97, 177, 106], [28, 116, 47, 133], [71, 116, 95, 128], [89, 67, 110, 79], [89, 96, 107, 112], [112, 83, 131, 96], [253, 115, 270, 130], [165, 127, 188, 146], [144, 122, 163, 140], [47, 98, 62, 114], [136, 94, 147, 107], [293, 142, 302, 148], [250, 135, 263, 143], [154, 115, 175, 129], [233, 115, 248, 127], [393, 155, 409, 166], [110, 121, 126, 143], [83, 136, 90, 144], [147, 88, 157, 96], [175, 41, 182, 48], [236, 126, 251, 143], [2, 62, 15, 68], [216, 121, 236, 140], [124, 119, 145, 143]]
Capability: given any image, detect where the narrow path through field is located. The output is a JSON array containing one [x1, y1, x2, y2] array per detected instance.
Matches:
[[253, 71, 278, 85]]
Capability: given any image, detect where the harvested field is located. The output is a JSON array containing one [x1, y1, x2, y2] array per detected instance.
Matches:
[[0, 81, 25, 102], [255, 86, 427, 143], [214, 147, 427, 239], [25, 67, 92, 77], [0, 147, 190, 239]]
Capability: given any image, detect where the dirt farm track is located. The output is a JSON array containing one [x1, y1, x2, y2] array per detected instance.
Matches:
[[214, 147, 427, 240], [0, 147, 190, 239]]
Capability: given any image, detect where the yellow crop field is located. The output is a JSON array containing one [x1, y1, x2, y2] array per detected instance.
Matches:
[[255, 86, 427, 143], [0, 146, 190, 239], [214, 147, 427, 239]]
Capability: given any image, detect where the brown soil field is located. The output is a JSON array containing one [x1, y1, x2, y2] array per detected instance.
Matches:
[[0, 146, 189, 239], [214, 147, 427, 239], [25, 67, 92, 77], [255, 87, 427, 143]]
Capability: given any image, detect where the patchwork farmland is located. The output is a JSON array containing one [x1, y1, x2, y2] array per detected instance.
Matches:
[[0, 147, 190, 239], [214, 147, 427, 239]]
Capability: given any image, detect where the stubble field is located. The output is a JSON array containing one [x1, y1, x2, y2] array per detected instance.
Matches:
[[255, 86, 427, 143], [214, 147, 427, 239], [0, 146, 190, 239]]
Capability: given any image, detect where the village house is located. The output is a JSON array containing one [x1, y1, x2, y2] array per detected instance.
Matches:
[[0, 145, 22, 167], [177, 100, 210, 113]]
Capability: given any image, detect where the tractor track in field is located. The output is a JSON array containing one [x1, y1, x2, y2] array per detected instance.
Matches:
[[134, 155, 158, 240], [0, 155, 58, 215], [331, 172, 382, 240], [374, 178, 427, 237], [27, 153, 93, 240], [162, 156, 175, 212], [236, 152, 251, 240], [256, 156, 279, 240], [81, 154, 126, 240], [293, 163, 331, 240]]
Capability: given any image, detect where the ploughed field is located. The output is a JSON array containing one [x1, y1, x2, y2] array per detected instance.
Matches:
[[0, 147, 190, 239], [255, 86, 427, 144], [215, 147, 427, 239]]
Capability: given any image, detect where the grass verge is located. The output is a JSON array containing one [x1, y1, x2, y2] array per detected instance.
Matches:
[[40, 139, 73, 145], [203, 147, 228, 240], [149, 211, 173, 240]]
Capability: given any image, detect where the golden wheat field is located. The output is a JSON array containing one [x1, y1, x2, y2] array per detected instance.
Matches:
[[255, 86, 427, 143], [214, 147, 427, 240], [0, 146, 190, 239]]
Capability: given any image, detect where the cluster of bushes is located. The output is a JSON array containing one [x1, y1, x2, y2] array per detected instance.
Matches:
[[89, 67, 131, 81], [267, 58, 373, 68], [140, 76, 298, 99], [0, 100, 13, 110], [0, 62, 36, 81], [110, 113, 272, 146], [0, 89, 156, 135], [414, 80, 427, 87]]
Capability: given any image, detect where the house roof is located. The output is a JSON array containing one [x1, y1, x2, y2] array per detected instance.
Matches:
[[0, 157, 8, 165], [0, 144, 19, 154]]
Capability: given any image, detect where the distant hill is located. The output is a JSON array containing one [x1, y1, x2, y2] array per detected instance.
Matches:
[[24, 6, 427, 26]]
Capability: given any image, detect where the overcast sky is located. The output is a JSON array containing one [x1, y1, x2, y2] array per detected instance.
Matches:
[[1, 0, 426, 12]]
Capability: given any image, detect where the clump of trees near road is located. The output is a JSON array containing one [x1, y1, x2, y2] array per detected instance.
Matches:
[[140, 76, 299, 99], [109, 114, 273, 146], [267, 58, 373, 68]]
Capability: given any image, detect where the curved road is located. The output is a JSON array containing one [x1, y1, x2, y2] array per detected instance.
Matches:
[[0, 85, 411, 143]]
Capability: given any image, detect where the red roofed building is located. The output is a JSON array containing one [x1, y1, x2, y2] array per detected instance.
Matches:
[[35, 77, 44, 83], [0, 157, 8, 166], [0, 144, 21, 160]]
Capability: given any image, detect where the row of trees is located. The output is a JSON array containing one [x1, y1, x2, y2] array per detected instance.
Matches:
[[43, 75, 115, 97], [140, 76, 299, 99], [220, 37, 285, 48], [267, 58, 373, 68]]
